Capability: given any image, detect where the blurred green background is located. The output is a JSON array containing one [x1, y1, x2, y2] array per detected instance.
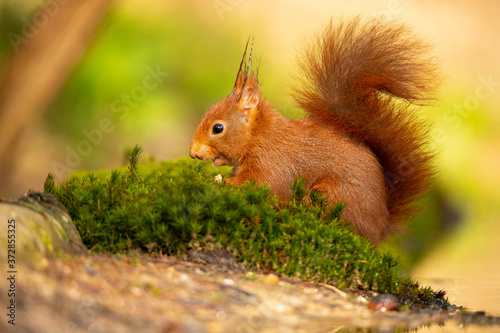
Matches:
[[1, 0, 499, 319]]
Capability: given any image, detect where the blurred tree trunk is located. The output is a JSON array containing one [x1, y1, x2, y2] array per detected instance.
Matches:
[[0, 0, 114, 193]]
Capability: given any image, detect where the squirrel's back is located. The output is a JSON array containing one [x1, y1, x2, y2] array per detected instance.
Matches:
[[292, 17, 440, 236]]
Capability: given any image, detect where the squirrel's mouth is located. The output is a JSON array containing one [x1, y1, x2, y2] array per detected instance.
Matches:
[[212, 156, 226, 167]]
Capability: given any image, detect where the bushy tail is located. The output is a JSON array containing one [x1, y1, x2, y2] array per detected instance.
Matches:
[[293, 17, 440, 230]]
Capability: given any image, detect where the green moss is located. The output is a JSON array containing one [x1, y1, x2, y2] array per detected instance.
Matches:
[[43, 147, 451, 310]]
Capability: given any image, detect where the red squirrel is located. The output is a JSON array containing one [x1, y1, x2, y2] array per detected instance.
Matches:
[[189, 17, 440, 244]]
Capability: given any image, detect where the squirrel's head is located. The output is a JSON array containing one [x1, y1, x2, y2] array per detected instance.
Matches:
[[190, 40, 262, 167]]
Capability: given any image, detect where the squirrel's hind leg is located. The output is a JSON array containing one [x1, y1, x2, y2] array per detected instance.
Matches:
[[311, 176, 389, 244]]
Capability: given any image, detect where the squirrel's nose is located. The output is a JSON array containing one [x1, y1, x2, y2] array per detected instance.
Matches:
[[190, 141, 210, 160], [189, 147, 197, 159], [189, 142, 201, 160]]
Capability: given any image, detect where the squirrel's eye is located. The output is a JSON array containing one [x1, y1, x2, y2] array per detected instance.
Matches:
[[212, 123, 224, 135]]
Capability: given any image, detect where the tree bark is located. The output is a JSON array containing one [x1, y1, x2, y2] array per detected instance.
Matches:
[[0, 0, 114, 192]]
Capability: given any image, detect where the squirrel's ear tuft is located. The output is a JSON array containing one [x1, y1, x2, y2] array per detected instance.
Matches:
[[232, 37, 258, 95], [231, 37, 261, 123]]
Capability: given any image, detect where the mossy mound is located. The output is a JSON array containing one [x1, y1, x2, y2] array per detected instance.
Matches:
[[43, 147, 450, 310]]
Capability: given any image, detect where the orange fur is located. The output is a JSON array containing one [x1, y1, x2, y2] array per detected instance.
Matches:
[[190, 17, 440, 244]]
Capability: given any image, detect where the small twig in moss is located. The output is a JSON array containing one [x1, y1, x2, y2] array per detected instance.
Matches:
[[43, 173, 56, 193], [128, 145, 143, 182], [319, 283, 348, 299]]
